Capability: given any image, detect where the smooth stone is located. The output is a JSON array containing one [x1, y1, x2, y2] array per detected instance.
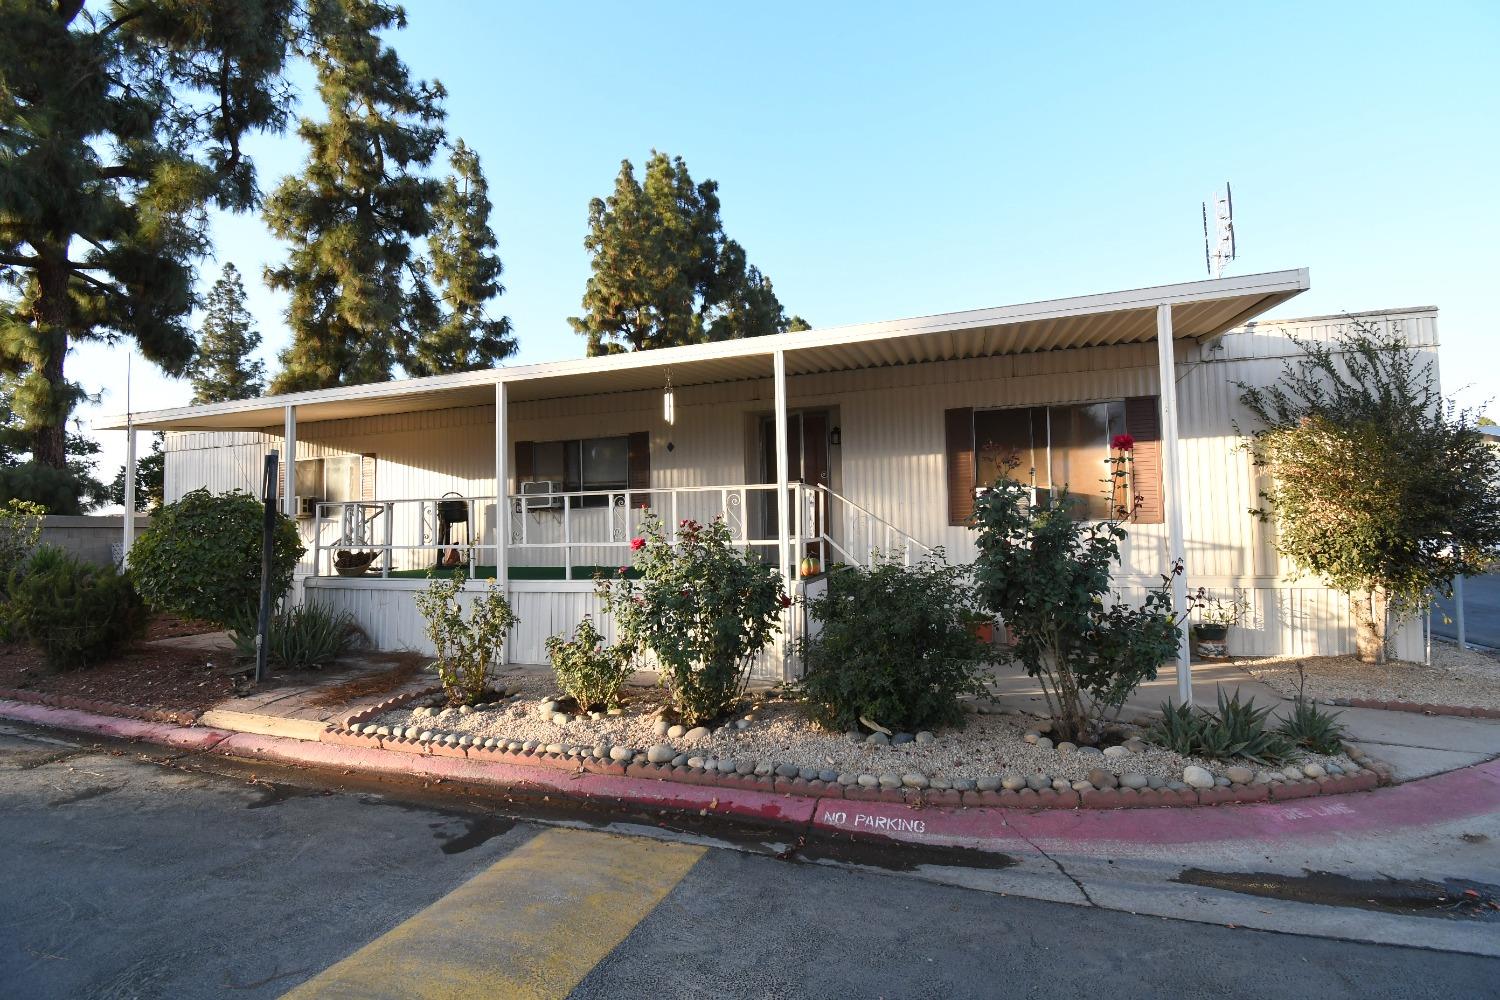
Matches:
[[736, 760, 757, 775], [348, 723, 364, 734], [1303, 763, 1327, 779], [844, 732, 863, 744], [1326, 763, 1344, 775], [1102, 745, 1130, 759], [915, 731, 936, 745], [837, 772, 858, 786], [999, 773, 1025, 791], [1025, 773, 1050, 791], [930, 777, 951, 790], [1123, 739, 1146, 753], [684, 727, 711, 744], [458, 704, 473, 715], [743, 713, 758, 722], [606, 707, 624, 716], [442, 734, 457, 745], [799, 766, 819, 781], [1214, 776, 1231, 787], [1086, 768, 1118, 789], [687, 756, 706, 769], [1167, 780, 1188, 791], [1183, 765, 1215, 789], [653, 718, 670, 735], [375, 726, 391, 737], [1034, 720, 1053, 734], [775, 763, 799, 778], [878, 773, 902, 789], [1147, 775, 1167, 789], [538, 701, 557, 717], [1051, 778, 1071, 791], [754, 762, 774, 776], [901, 773, 930, 789], [418, 731, 433, 742], [1120, 773, 1150, 790], [1077, 746, 1104, 757], [734, 720, 750, 730], [866, 732, 890, 746], [893, 733, 915, 745], [647, 744, 675, 764], [716, 759, 738, 774], [817, 769, 837, 783], [484, 738, 499, 748], [1283, 766, 1305, 781], [1225, 766, 1255, 785], [1055, 741, 1077, 755], [953, 778, 977, 792], [551, 712, 570, 726], [609, 746, 633, 762], [592, 742, 611, 758], [1034, 737, 1054, 750], [978, 775, 1004, 792], [545, 743, 563, 755], [1072, 779, 1094, 791], [672, 754, 689, 767], [523, 740, 539, 752], [667, 724, 686, 738], [1022, 731, 1041, 744], [857, 773, 879, 788]]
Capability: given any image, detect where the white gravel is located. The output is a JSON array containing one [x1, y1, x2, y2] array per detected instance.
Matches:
[[372, 667, 1354, 784], [1240, 641, 1500, 711]]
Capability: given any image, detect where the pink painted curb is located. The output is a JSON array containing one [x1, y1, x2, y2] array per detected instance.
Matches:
[[5, 697, 1498, 853]]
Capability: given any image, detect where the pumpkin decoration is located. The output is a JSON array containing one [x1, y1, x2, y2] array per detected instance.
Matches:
[[799, 554, 822, 579]]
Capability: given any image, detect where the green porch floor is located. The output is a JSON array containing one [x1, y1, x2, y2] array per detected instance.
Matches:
[[375, 564, 641, 581]]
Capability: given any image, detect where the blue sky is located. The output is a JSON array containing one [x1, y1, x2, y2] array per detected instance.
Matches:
[[77, 1, 1500, 479]]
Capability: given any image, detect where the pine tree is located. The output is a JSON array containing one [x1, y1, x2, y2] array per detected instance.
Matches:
[[190, 264, 266, 403], [109, 434, 166, 511], [265, 0, 447, 392], [0, 1, 296, 503], [407, 140, 515, 376], [569, 151, 804, 356]]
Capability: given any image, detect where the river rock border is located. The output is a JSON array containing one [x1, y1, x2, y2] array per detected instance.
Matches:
[[1322, 696, 1500, 720], [325, 691, 1394, 810]]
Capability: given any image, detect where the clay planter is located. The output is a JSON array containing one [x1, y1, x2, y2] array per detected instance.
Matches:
[[1192, 623, 1229, 658]]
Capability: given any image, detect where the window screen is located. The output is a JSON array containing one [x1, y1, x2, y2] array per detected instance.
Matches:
[[973, 401, 1127, 519]]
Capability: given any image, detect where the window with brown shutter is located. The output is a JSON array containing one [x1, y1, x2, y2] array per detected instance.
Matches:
[[1124, 396, 1163, 524], [360, 453, 376, 501], [944, 407, 975, 525]]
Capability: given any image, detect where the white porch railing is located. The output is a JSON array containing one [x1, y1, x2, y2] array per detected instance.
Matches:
[[310, 483, 929, 578]]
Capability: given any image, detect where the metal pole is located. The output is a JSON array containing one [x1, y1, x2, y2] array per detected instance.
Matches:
[[773, 351, 792, 678], [282, 406, 298, 519], [255, 452, 279, 684], [494, 381, 510, 664], [1156, 303, 1193, 705], [121, 426, 137, 565], [1455, 575, 1467, 650]]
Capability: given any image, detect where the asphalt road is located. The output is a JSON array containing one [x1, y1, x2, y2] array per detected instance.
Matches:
[[1, 723, 1494, 1000], [1432, 573, 1500, 648]]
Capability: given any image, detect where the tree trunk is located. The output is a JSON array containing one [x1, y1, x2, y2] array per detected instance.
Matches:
[[30, 253, 71, 470], [1352, 588, 1388, 664]]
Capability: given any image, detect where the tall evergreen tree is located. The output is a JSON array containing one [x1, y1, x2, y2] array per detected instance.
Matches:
[[190, 263, 266, 403], [0, 0, 296, 502], [265, 0, 447, 392], [109, 434, 165, 511], [569, 151, 804, 356], [407, 140, 515, 376]]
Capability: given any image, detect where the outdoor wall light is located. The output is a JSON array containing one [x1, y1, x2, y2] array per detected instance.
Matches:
[[830, 426, 841, 446], [663, 372, 675, 426]]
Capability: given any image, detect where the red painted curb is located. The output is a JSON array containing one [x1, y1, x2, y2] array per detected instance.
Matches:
[[0, 699, 230, 752]]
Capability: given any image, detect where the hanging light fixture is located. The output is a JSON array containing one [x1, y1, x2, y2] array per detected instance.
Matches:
[[662, 371, 675, 426]]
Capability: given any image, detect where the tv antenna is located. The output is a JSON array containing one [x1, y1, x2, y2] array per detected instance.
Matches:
[[1202, 182, 1236, 278]]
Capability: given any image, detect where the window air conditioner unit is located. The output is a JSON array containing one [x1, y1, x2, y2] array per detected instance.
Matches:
[[521, 480, 562, 512], [296, 496, 321, 519]]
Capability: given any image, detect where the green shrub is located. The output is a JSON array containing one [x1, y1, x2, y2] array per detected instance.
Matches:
[[795, 553, 992, 733], [1277, 698, 1346, 755], [545, 616, 633, 711], [130, 488, 303, 627], [1147, 688, 1295, 765], [0, 499, 45, 588], [230, 603, 367, 670], [415, 570, 518, 706], [598, 512, 784, 726], [6, 546, 145, 669]]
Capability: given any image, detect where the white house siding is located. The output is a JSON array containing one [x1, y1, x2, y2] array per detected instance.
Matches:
[[166, 307, 1437, 663]]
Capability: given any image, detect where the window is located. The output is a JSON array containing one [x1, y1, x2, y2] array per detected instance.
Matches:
[[520, 435, 634, 507], [973, 401, 1128, 520], [291, 455, 369, 504]]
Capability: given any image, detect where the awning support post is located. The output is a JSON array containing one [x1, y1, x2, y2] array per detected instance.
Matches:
[[1156, 303, 1193, 705], [773, 350, 792, 678], [495, 380, 511, 665], [282, 405, 298, 519], [120, 426, 137, 565]]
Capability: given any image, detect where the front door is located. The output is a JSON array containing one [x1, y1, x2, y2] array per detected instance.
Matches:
[[758, 410, 834, 562]]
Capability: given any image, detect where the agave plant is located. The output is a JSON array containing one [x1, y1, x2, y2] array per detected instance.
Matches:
[[1277, 698, 1346, 755], [1146, 688, 1296, 766]]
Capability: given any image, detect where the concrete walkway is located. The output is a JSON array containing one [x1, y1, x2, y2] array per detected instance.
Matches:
[[986, 658, 1500, 782]]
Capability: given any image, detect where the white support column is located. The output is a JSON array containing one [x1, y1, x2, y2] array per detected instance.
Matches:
[[773, 350, 792, 678], [494, 380, 511, 664], [1156, 303, 1193, 705], [282, 405, 297, 519], [121, 427, 138, 565]]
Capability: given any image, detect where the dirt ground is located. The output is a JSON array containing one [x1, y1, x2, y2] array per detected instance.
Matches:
[[0, 635, 235, 713], [1239, 640, 1500, 711]]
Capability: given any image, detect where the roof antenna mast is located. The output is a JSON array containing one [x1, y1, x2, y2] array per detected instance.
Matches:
[[1202, 182, 1237, 278]]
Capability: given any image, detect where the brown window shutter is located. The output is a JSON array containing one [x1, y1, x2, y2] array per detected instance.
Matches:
[[514, 440, 534, 491], [360, 453, 377, 501], [944, 407, 975, 526], [1125, 396, 1163, 524], [627, 431, 651, 510]]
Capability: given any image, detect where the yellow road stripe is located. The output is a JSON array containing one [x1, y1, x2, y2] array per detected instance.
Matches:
[[282, 827, 706, 1000]]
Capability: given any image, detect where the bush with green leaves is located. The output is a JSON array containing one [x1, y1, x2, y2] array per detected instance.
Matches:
[[545, 616, 633, 711], [1239, 323, 1500, 661], [0, 499, 45, 587], [415, 570, 518, 706], [6, 546, 145, 670], [1277, 698, 1346, 755], [794, 553, 992, 733], [1147, 688, 1295, 765], [971, 456, 1183, 744], [129, 488, 304, 628], [598, 512, 785, 726], [230, 603, 367, 670]]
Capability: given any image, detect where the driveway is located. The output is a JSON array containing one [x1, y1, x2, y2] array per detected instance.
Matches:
[[1432, 573, 1500, 648]]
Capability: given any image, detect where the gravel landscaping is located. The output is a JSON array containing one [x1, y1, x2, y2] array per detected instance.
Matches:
[[1240, 641, 1500, 712], [367, 668, 1360, 794]]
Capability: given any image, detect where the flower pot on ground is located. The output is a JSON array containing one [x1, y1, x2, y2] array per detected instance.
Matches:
[[1191, 593, 1247, 659], [1192, 623, 1230, 658]]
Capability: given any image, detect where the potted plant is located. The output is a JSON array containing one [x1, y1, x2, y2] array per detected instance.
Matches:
[[961, 609, 997, 645], [1192, 593, 1247, 658]]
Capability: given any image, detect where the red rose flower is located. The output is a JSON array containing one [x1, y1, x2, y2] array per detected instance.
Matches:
[[1111, 434, 1134, 451], [630, 537, 646, 551], [778, 595, 792, 608]]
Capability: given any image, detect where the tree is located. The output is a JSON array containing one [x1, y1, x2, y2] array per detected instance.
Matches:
[[1239, 323, 1500, 662], [108, 434, 165, 511], [0, 377, 109, 514], [0, 1, 295, 495], [569, 152, 804, 355], [265, 0, 447, 392], [190, 264, 265, 403], [406, 140, 515, 376]]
